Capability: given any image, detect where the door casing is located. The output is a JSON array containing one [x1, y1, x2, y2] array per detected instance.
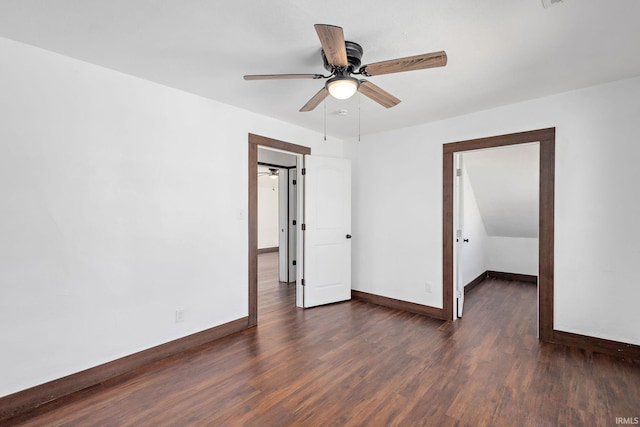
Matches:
[[248, 133, 310, 327], [443, 128, 555, 341]]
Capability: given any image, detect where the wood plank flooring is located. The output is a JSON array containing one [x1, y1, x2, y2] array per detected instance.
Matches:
[[4, 252, 640, 426]]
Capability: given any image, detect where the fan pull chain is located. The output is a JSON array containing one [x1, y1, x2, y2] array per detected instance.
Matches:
[[323, 99, 327, 141], [358, 93, 361, 142]]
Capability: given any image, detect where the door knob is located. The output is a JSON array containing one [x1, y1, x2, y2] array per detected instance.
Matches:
[[463, 238, 469, 243], [346, 234, 352, 239]]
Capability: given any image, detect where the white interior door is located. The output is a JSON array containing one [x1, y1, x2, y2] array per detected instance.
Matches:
[[288, 168, 297, 282], [303, 155, 351, 308], [454, 153, 465, 318], [278, 168, 288, 282]]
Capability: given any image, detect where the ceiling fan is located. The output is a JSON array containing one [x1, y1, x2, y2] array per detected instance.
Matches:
[[244, 24, 447, 112], [258, 167, 279, 179]]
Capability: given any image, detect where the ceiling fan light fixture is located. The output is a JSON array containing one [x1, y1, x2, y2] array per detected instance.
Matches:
[[326, 76, 359, 100]]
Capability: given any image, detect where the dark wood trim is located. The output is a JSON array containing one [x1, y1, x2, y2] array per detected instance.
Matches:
[[486, 271, 538, 284], [0, 317, 249, 421], [464, 271, 489, 294], [352, 290, 446, 321], [248, 141, 258, 327], [442, 149, 454, 321], [552, 330, 640, 361], [443, 128, 555, 342], [538, 131, 555, 342], [249, 133, 311, 155], [249, 134, 310, 327], [443, 128, 555, 154], [257, 247, 279, 254]]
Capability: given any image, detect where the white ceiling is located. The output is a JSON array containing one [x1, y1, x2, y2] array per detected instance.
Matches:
[[463, 144, 539, 238], [1, 1, 639, 139]]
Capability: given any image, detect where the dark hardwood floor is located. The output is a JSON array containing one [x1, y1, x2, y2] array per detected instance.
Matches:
[[4, 252, 640, 426]]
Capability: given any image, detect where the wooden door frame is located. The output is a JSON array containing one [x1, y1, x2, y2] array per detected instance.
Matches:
[[442, 128, 555, 342], [248, 133, 310, 327]]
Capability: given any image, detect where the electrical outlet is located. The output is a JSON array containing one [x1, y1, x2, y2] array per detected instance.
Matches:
[[175, 308, 185, 323]]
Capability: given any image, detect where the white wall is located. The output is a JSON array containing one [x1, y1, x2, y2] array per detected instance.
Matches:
[[0, 37, 342, 397], [463, 144, 539, 238], [461, 145, 539, 278], [346, 75, 640, 346], [257, 170, 279, 249], [486, 237, 538, 276], [461, 165, 488, 286]]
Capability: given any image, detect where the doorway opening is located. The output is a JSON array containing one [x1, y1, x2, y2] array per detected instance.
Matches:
[[443, 128, 555, 342], [248, 134, 310, 327], [453, 143, 540, 319], [257, 159, 297, 283]]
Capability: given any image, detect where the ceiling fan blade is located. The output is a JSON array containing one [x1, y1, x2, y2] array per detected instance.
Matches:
[[358, 80, 401, 108], [299, 87, 330, 112], [360, 51, 447, 76], [314, 24, 348, 67], [244, 74, 325, 80]]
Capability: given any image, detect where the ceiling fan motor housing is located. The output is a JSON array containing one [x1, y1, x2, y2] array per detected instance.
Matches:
[[322, 41, 363, 73]]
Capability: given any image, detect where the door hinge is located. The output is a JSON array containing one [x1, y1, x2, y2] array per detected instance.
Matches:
[[456, 168, 462, 177], [301, 278, 305, 286], [301, 224, 306, 231], [292, 220, 296, 226], [292, 260, 296, 266], [301, 168, 306, 176], [292, 179, 297, 185]]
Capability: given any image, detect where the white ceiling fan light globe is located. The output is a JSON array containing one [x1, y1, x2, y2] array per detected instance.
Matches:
[[326, 77, 359, 100]]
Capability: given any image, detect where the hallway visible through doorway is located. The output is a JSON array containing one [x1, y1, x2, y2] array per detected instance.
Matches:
[[258, 252, 295, 315]]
